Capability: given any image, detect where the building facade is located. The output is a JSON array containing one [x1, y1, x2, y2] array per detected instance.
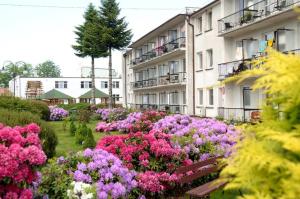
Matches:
[[9, 76, 123, 104], [122, 0, 300, 120]]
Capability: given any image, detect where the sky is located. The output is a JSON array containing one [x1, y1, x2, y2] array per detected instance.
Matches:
[[0, 0, 213, 76]]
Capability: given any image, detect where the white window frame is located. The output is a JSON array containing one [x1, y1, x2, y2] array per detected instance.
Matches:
[[198, 89, 203, 105], [55, 81, 67, 89], [198, 17, 203, 33], [207, 11, 213, 31], [197, 52, 203, 70], [206, 49, 213, 69], [208, 88, 214, 106]]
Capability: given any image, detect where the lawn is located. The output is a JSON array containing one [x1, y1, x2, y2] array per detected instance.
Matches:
[[47, 120, 121, 156]]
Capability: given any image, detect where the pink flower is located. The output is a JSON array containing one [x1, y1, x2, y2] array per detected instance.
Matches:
[[26, 123, 40, 134]]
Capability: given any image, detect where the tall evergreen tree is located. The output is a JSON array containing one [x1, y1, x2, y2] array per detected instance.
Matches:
[[99, 0, 132, 109], [72, 3, 107, 104]]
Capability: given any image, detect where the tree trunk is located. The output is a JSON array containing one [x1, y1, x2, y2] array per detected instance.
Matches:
[[91, 56, 96, 105], [108, 47, 113, 109]]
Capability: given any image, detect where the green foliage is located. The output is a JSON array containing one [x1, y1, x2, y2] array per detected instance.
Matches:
[[35, 60, 61, 77], [83, 128, 96, 148], [77, 109, 92, 123], [75, 123, 89, 145], [69, 120, 77, 136], [38, 154, 85, 198], [0, 108, 58, 158], [220, 49, 300, 199], [58, 103, 91, 111], [0, 61, 34, 87], [0, 96, 50, 120]]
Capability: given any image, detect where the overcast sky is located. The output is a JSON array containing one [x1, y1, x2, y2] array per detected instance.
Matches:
[[0, 0, 213, 76]]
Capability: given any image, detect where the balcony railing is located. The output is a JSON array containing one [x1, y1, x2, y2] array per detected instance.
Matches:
[[129, 103, 186, 114], [218, 0, 300, 34], [218, 49, 300, 80], [131, 37, 186, 66], [218, 107, 261, 122], [132, 72, 186, 89]]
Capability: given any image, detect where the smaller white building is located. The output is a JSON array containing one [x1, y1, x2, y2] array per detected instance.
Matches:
[[9, 76, 123, 104]]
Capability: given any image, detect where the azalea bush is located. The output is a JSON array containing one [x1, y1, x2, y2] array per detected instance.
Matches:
[[97, 130, 191, 196], [0, 123, 47, 198], [153, 115, 239, 161], [49, 106, 69, 121], [39, 149, 138, 199], [96, 108, 129, 122]]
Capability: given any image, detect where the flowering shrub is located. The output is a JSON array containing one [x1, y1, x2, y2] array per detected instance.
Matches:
[[153, 115, 239, 161], [39, 149, 137, 199], [97, 130, 191, 194], [0, 123, 47, 198], [96, 108, 129, 122], [49, 106, 68, 121], [96, 110, 166, 134]]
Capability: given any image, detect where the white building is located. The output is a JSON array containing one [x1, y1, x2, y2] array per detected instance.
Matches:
[[9, 76, 123, 104], [124, 0, 300, 120]]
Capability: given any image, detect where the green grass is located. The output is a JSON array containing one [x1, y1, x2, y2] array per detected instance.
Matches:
[[47, 120, 121, 157]]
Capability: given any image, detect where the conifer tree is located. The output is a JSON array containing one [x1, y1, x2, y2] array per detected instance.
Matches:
[[99, 0, 132, 109], [73, 3, 107, 104]]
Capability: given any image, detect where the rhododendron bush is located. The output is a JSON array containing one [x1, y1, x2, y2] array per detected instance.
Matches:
[[95, 108, 129, 122], [0, 123, 46, 198], [153, 115, 239, 161], [97, 130, 192, 195], [96, 110, 166, 133], [49, 106, 68, 121]]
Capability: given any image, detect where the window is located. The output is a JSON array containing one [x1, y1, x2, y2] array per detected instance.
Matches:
[[112, 94, 120, 102], [206, 49, 213, 68], [197, 52, 203, 70], [159, 92, 167, 105], [81, 81, 92, 88], [243, 88, 251, 106], [101, 81, 108, 88], [112, 81, 119, 88], [198, 17, 203, 33], [207, 11, 212, 31], [170, 92, 179, 105], [208, 89, 214, 105], [198, 89, 203, 105], [55, 81, 67, 89]]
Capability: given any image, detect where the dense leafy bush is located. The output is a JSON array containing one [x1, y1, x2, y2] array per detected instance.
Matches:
[[0, 108, 58, 158], [39, 149, 138, 198], [82, 128, 96, 148], [0, 123, 47, 198], [0, 96, 50, 120], [220, 49, 300, 198], [58, 103, 91, 111], [96, 108, 130, 122], [77, 109, 92, 123], [69, 121, 77, 136]]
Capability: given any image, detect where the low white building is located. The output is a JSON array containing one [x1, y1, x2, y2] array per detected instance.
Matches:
[[9, 76, 123, 104]]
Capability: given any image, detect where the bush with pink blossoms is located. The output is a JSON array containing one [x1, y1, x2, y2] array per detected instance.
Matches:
[[97, 130, 192, 196], [49, 106, 69, 121], [0, 123, 47, 198], [153, 115, 240, 161]]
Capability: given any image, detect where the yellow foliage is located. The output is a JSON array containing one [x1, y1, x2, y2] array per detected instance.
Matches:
[[220, 49, 300, 199]]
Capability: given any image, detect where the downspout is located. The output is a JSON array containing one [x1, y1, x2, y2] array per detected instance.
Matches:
[[186, 14, 195, 115], [123, 53, 128, 108]]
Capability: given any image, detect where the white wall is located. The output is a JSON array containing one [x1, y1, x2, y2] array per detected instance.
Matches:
[[9, 76, 123, 104]]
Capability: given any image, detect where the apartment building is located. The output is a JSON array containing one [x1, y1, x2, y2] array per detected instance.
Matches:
[[218, 0, 300, 121], [123, 0, 300, 120], [122, 14, 188, 114]]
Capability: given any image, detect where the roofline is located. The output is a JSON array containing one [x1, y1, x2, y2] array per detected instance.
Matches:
[[190, 0, 220, 17], [16, 76, 122, 79], [129, 14, 186, 48]]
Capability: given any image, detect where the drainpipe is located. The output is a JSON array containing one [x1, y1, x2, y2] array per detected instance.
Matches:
[[123, 53, 128, 108], [186, 14, 195, 115]]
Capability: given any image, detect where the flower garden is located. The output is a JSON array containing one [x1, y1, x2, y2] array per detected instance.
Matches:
[[0, 51, 299, 199]]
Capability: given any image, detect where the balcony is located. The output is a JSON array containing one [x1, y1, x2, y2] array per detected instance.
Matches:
[[131, 72, 186, 90], [130, 103, 186, 114], [218, 0, 300, 36], [218, 107, 261, 122], [218, 49, 300, 80], [130, 37, 186, 69]]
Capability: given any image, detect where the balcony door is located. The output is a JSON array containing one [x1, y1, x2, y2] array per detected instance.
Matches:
[[168, 30, 177, 42], [169, 61, 180, 74]]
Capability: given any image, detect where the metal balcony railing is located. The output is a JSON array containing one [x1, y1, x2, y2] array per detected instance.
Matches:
[[218, 107, 261, 122], [218, 49, 300, 80], [131, 37, 186, 66], [131, 72, 186, 89], [218, 0, 300, 34], [159, 104, 186, 114]]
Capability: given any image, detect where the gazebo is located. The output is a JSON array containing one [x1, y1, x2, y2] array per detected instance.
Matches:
[[79, 88, 109, 104], [38, 89, 75, 105]]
